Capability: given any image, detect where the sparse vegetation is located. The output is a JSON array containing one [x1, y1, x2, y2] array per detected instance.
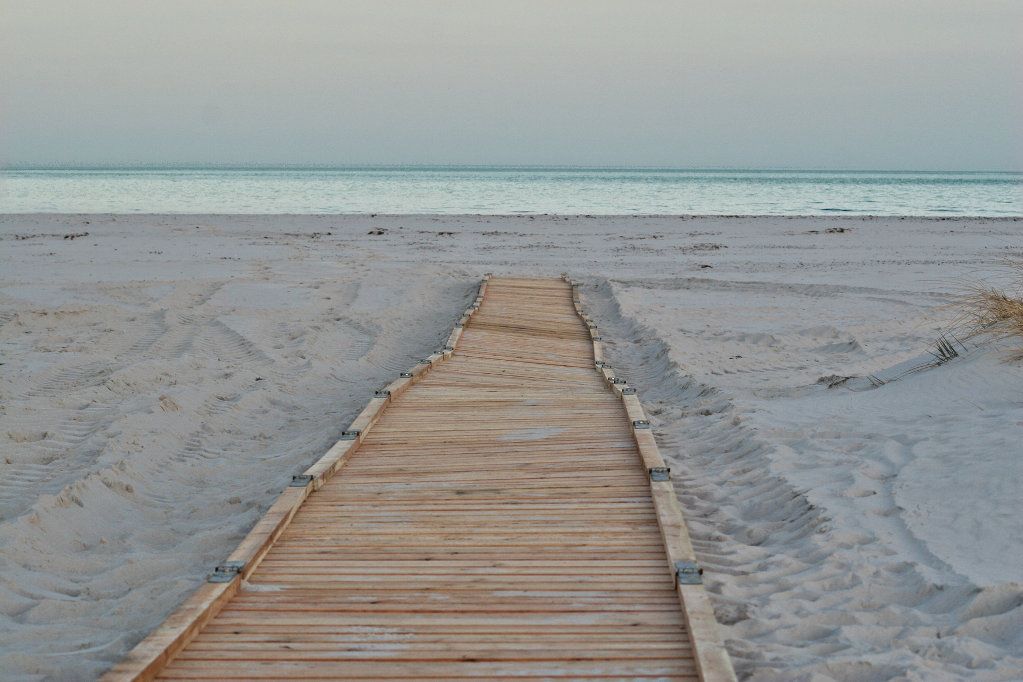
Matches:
[[955, 259, 1023, 361], [927, 333, 963, 364]]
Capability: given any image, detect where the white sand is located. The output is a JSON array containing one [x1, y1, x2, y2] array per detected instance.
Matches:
[[1, 214, 1021, 681]]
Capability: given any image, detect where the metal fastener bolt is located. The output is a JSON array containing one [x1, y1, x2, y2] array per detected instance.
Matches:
[[649, 467, 670, 481], [675, 561, 703, 585]]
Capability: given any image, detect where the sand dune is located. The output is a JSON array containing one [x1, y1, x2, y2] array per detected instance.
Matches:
[[1, 214, 1020, 680]]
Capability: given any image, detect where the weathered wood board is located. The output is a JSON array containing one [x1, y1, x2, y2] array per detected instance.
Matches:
[[104, 276, 735, 681]]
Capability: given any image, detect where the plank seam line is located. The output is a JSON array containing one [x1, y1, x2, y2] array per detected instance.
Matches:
[[561, 273, 738, 682], [100, 276, 492, 682]]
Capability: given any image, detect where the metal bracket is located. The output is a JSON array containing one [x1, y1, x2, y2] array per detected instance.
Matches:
[[592, 336, 603, 341], [621, 387, 637, 395], [594, 360, 607, 368], [633, 419, 651, 429], [649, 467, 670, 482], [340, 430, 360, 440], [443, 346, 454, 352], [290, 474, 314, 487], [611, 377, 628, 385], [374, 389, 391, 398], [208, 561, 245, 583], [400, 372, 413, 378], [675, 561, 703, 585]]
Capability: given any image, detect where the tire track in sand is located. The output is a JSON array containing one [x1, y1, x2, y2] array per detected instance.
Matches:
[[581, 278, 1023, 681]]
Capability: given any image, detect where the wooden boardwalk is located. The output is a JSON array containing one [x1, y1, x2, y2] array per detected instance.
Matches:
[[106, 277, 735, 681]]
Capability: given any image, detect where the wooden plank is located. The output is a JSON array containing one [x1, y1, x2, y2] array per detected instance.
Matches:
[[566, 275, 737, 682], [101, 581, 240, 681], [102, 278, 493, 681], [105, 275, 735, 681]]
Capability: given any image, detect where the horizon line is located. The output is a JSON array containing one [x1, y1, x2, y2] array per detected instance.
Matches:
[[3, 163, 1021, 174]]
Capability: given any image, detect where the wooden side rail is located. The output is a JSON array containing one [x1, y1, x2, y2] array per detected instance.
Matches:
[[102, 278, 492, 681], [564, 273, 736, 682]]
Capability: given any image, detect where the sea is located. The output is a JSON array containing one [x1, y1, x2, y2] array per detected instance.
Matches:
[[0, 167, 1020, 216]]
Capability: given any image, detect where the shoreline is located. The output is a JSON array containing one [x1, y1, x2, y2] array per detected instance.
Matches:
[[4, 212, 1022, 220]]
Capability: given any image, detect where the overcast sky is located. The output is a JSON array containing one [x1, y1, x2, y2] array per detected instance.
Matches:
[[1, 1, 1020, 170]]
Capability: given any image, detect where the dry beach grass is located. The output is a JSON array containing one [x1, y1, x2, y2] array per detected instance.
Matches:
[[957, 259, 1023, 361]]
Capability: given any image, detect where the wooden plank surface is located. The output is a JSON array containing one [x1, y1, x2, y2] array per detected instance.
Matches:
[[108, 276, 734, 681]]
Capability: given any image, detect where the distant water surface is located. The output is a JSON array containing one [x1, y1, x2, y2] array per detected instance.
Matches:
[[1, 167, 1020, 215]]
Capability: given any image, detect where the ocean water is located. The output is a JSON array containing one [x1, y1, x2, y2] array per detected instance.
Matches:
[[0, 167, 1020, 216]]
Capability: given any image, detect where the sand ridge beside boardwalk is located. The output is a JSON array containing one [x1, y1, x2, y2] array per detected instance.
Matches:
[[0, 215, 477, 680], [1, 214, 1021, 680]]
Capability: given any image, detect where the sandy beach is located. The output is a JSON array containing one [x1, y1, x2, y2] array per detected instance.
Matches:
[[1, 213, 1021, 681]]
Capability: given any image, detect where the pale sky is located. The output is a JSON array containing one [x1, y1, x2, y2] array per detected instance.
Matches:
[[1, 1, 1020, 170]]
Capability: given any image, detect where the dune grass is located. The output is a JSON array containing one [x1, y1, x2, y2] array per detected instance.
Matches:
[[955, 260, 1023, 361]]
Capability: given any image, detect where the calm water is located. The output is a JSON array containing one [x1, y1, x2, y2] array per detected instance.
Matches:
[[1, 167, 1020, 216]]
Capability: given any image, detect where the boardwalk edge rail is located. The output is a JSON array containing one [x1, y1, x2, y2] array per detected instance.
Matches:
[[562, 273, 737, 682], [102, 277, 493, 682]]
